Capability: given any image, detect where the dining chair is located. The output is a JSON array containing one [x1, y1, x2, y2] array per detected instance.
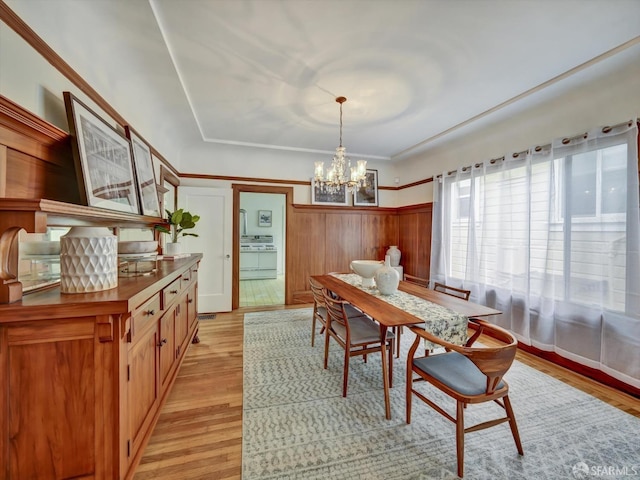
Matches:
[[322, 289, 395, 397], [405, 318, 523, 478], [309, 277, 368, 347], [403, 273, 429, 287], [433, 282, 471, 301]]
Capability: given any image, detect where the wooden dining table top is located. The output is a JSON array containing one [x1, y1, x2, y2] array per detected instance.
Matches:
[[311, 274, 501, 328]]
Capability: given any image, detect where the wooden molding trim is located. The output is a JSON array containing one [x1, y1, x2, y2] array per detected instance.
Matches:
[[182, 173, 309, 186], [517, 342, 640, 399], [291, 203, 398, 214], [0, 94, 68, 145]]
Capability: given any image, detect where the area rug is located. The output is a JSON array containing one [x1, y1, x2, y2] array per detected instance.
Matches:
[[242, 308, 640, 480]]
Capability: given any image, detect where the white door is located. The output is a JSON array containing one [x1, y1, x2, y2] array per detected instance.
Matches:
[[178, 186, 232, 312]]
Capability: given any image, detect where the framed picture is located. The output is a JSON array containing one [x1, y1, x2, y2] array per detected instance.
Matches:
[[311, 180, 349, 206], [258, 210, 272, 227], [353, 169, 379, 207], [63, 91, 139, 214], [125, 125, 162, 217]]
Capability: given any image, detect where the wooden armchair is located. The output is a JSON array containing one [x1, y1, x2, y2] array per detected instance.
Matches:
[[406, 318, 523, 477], [309, 277, 367, 347], [433, 282, 471, 301], [322, 290, 395, 397]]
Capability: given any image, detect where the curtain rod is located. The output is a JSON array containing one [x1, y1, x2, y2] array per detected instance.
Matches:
[[436, 119, 635, 179]]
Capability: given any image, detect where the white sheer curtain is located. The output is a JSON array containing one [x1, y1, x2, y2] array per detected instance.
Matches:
[[431, 120, 640, 388]]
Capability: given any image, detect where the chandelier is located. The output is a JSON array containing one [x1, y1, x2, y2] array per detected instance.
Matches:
[[314, 96, 367, 193]]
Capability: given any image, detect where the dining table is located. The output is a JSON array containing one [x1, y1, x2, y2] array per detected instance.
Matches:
[[311, 273, 502, 420]]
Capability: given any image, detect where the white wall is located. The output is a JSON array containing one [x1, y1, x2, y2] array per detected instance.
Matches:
[[395, 42, 640, 202]]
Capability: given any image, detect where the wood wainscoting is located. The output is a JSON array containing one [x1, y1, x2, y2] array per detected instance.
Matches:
[[287, 203, 432, 304]]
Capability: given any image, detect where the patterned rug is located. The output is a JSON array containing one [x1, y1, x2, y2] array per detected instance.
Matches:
[[242, 308, 640, 480]]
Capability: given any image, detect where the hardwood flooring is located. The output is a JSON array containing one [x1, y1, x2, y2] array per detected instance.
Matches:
[[135, 306, 640, 479]]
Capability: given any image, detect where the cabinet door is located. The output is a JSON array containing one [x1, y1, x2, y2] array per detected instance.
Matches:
[[175, 294, 189, 358], [159, 308, 176, 391], [187, 282, 198, 331], [128, 323, 160, 461]]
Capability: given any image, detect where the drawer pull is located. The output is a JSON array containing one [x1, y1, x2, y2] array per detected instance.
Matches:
[[158, 338, 167, 347], [170, 289, 178, 294], [188, 299, 194, 304], [183, 277, 190, 281], [145, 309, 155, 316]]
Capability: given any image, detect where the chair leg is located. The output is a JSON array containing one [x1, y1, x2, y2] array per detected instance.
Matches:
[[311, 316, 316, 347], [323, 329, 330, 370], [342, 348, 350, 397], [456, 401, 465, 478], [504, 395, 524, 455], [395, 326, 402, 358], [406, 367, 413, 424], [388, 342, 393, 388]]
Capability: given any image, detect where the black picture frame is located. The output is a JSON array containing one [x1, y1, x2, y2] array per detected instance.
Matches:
[[354, 169, 379, 206], [125, 125, 162, 217], [311, 180, 349, 206], [63, 91, 139, 214], [258, 210, 272, 227]]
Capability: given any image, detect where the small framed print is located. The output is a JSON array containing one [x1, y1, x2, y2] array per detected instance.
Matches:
[[311, 180, 349, 206], [258, 210, 272, 227], [125, 125, 162, 217], [63, 91, 139, 214], [353, 169, 379, 207]]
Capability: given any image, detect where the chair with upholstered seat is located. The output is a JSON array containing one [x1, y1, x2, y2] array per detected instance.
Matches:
[[309, 277, 367, 347], [323, 289, 395, 397], [405, 318, 523, 478], [433, 282, 471, 301]]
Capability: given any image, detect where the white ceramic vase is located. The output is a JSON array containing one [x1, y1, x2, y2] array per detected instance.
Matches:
[[375, 255, 400, 295], [60, 226, 118, 293], [386, 245, 401, 267], [164, 242, 182, 256]]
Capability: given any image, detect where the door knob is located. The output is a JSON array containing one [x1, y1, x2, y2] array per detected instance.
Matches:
[[226, 254, 231, 258]]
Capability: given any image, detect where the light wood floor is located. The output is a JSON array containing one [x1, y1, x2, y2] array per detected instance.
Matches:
[[135, 306, 640, 479], [239, 275, 284, 307]]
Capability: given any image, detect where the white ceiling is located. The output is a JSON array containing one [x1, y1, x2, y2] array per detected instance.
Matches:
[[5, 0, 640, 163]]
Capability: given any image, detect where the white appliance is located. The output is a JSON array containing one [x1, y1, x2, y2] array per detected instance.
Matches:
[[239, 235, 277, 280]]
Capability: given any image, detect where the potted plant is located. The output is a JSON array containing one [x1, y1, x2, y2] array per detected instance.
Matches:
[[155, 208, 200, 255]]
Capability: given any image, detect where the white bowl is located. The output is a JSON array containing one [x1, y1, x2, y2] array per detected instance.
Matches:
[[118, 240, 158, 254], [350, 260, 383, 287], [20, 241, 61, 255]]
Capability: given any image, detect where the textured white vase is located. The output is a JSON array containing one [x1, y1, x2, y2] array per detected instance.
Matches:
[[164, 242, 182, 255], [60, 227, 117, 293], [375, 255, 400, 295], [386, 245, 401, 267]]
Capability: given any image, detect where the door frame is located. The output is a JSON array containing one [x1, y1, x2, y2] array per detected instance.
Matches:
[[232, 184, 293, 309]]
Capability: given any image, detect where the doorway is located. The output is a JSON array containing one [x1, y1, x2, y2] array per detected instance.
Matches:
[[232, 184, 293, 310], [238, 191, 285, 307]]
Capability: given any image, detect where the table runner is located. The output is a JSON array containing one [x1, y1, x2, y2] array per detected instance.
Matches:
[[332, 273, 468, 347]]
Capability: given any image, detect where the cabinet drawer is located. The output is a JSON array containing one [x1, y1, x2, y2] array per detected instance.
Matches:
[[162, 278, 182, 309], [132, 293, 161, 338], [180, 272, 192, 290]]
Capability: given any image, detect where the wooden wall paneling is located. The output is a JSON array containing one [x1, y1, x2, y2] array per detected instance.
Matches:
[[398, 212, 419, 277], [288, 209, 326, 303], [361, 212, 399, 261], [397, 204, 433, 281], [324, 212, 362, 273], [5, 148, 79, 203]]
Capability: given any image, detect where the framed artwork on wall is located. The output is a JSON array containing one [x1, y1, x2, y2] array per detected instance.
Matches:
[[258, 210, 272, 227], [125, 125, 162, 217], [63, 91, 139, 214], [311, 180, 349, 206], [353, 169, 379, 207]]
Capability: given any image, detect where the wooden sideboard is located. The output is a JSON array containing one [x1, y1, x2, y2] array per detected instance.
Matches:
[[0, 253, 201, 479]]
